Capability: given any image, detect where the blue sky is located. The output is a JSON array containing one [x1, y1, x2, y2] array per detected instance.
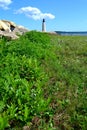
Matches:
[[0, 0, 87, 31]]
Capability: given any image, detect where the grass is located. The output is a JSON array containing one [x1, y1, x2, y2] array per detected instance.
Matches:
[[0, 31, 87, 130]]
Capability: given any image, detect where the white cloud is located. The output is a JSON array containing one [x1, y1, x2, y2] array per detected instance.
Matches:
[[16, 6, 55, 20], [0, 0, 12, 9]]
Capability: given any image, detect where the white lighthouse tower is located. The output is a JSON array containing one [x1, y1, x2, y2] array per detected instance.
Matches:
[[42, 18, 46, 32]]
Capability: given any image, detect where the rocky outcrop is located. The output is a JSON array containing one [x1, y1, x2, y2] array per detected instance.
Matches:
[[0, 20, 29, 39]]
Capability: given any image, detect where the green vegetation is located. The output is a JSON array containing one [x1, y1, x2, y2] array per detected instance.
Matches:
[[0, 31, 87, 130]]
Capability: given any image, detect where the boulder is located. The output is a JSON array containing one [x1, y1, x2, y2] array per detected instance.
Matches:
[[0, 20, 29, 39]]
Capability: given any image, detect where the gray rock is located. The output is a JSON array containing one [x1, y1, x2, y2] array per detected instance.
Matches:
[[0, 20, 29, 39]]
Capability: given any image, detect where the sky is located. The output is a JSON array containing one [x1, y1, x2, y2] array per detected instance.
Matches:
[[0, 0, 87, 32]]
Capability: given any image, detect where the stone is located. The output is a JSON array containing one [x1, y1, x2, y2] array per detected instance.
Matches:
[[0, 20, 29, 39], [23, 126, 30, 130]]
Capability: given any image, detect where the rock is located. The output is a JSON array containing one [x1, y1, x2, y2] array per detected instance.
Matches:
[[0, 30, 19, 40], [0, 20, 29, 39], [47, 31, 58, 35], [0, 20, 16, 32], [23, 126, 30, 130]]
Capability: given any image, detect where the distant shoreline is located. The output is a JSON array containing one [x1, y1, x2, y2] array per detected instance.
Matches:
[[55, 31, 87, 36]]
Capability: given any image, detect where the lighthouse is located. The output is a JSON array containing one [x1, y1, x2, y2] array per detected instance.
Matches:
[[42, 18, 46, 32]]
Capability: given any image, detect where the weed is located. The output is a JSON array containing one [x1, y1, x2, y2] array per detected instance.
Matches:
[[0, 31, 87, 129]]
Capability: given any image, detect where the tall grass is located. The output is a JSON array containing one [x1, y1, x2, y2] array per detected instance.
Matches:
[[0, 31, 87, 130]]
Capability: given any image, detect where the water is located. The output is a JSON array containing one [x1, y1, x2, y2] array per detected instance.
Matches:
[[55, 31, 87, 36]]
